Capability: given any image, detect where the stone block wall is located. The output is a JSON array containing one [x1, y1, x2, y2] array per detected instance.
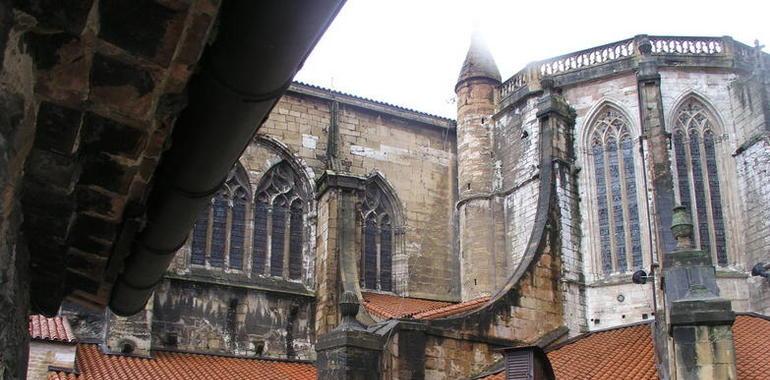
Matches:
[[150, 278, 315, 359], [422, 336, 500, 380], [26, 342, 76, 380]]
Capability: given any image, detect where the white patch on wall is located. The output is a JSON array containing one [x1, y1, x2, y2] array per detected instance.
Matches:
[[350, 144, 411, 163], [55, 352, 75, 362], [302, 134, 318, 149]]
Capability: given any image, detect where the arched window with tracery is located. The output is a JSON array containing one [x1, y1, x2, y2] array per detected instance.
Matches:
[[360, 181, 395, 292], [251, 161, 306, 280], [588, 106, 643, 275], [671, 97, 727, 266], [190, 163, 251, 270]]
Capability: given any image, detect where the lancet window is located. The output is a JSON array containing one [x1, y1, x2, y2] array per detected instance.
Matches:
[[251, 161, 305, 280], [190, 163, 251, 270], [671, 98, 728, 266], [360, 182, 394, 292], [588, 106, 643, 275]]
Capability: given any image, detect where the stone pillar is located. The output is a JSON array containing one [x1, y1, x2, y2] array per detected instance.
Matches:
[[636, 36, 677, 255], [455, 34, 502, 300], [536, 78, 584, 334], [316, 291, 382, 380], [314, 172, 369, 335], [665, 206, 737, 380]]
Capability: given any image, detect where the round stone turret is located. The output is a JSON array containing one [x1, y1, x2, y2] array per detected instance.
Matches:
[[456, 32, 501, 90]]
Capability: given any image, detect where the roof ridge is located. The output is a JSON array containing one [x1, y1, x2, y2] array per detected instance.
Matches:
[[545, 320, 654, 352], [290, 81, 455, 123]]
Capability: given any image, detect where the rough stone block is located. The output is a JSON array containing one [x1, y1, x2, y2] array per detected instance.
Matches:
[[82, 112, 147, 159], [24, 148, 81, 190], [98, 0, 185, 66], [79, 154, 137, 194], [34, 101, 83, 155], [89, 53, 156, 118], [14, 0, 94, 34]]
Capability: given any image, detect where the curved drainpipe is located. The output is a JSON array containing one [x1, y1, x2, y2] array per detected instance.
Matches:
[[110, 0, 346, 316]]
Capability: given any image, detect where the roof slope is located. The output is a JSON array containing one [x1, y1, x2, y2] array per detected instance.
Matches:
[[547, 323, 658, 379], [734, 314, 770, 379], [361, 292, 488, 320], [478, 323, 657, 380], [29, 315, 76, 343], [478, 314, 770, 380], [49, 344, 316, 380]]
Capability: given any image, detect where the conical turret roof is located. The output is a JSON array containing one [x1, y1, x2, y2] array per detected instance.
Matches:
[[456, 32, 501, 86]]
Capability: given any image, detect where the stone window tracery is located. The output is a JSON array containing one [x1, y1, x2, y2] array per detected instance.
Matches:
[[671, 98, 728, 265], [190, 163, 251, 270], [251, 161, 305, 280], [360, 182, 394, 292], [588, 106, 643, 275]]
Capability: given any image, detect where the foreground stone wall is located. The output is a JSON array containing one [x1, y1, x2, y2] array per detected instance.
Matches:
[[1, 4, 41, 377], [151, 279, 315, 359]]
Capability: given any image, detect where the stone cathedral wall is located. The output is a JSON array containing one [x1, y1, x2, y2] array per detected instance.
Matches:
[[149, 85, 459, 358]]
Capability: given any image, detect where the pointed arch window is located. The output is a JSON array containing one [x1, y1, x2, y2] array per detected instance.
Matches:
[[251, 161, 306, 280], [671, 98, 727, 265], [588, 106, 643, 275], [190, 163, 251, 270], [360, 182, 395, 292]]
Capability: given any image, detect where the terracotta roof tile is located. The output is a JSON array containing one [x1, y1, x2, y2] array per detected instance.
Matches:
[[362, 292, 452, 319], [29, 315, 76, 343], [477, 323, 657, 380], [53, 344, 316, 380], [546, 322, 658, 380], [478, 315, 770, 380], [733, 314, 770, 380], [413, 296, 490, 320], [361, 292, 487, 320], [48, 372, 79, 380]]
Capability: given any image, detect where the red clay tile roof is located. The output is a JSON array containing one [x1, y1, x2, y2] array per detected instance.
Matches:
[[477, 322, 657, 380], [413, 296, 490, 320], [29, 315, 76, 343], [478, 314, 770, 380], [49, 344, 316, 380], [48, 372, 79, 380], [547, 322, 658, 379], [733, 314, 770, 380], [361, 292, 488, 320]]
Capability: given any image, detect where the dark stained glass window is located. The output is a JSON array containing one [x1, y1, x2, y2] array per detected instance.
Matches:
[[360, 181, 398, 292], [704, 132, 727, 265], [288, 201, 303, 280], [253, 161, 307, 281], [229, 199, 246, 270], [607, 138, 627, 270], [689, 132, 711, 252], [674, 131, 691, 212], [589, 106, 643, 276], [209, 197, 228, 268], [270, 198, 287, 277], [622, 137, 643, 269], [191, 206, 209, 265], [380, 217, 393, 292], [593, 143, 612, 275], [363, 216, 378, 290], [189, 163, 252, 270], [672, 98, 729, 266], [252, 199, 269, 275]]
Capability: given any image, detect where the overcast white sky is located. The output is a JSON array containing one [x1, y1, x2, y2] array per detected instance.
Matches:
[[295, 0, 769, 118]]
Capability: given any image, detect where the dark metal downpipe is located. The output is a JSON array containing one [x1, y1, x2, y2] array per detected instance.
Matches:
[[109, 0, 346, 316]]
